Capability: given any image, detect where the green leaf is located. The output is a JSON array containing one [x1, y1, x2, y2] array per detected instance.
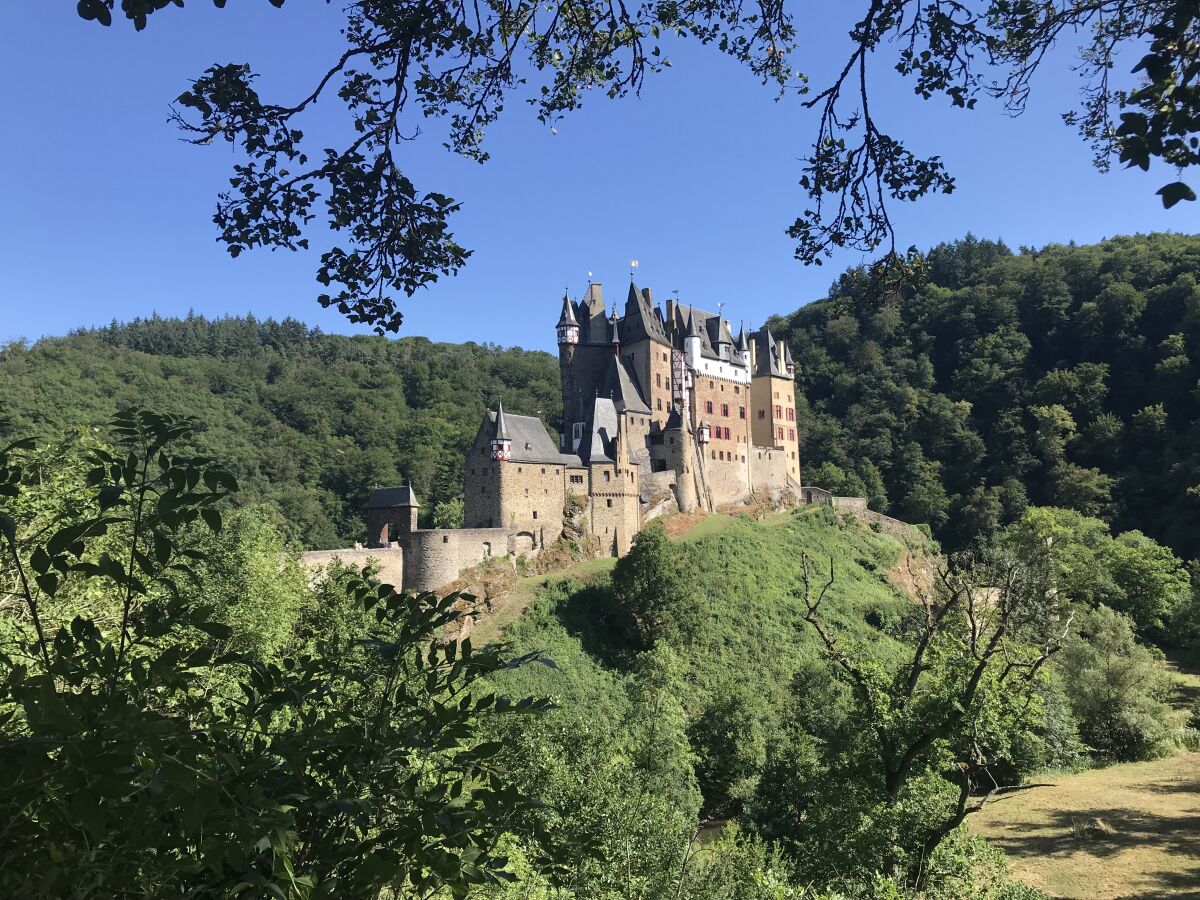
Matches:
[[194, 620, 233, 641], [200, 508, 222, 533]]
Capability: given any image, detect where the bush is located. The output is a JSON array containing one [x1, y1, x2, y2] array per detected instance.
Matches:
[[1056, 606, 1175, 762]]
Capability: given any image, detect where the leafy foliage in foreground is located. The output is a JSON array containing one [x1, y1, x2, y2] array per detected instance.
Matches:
[[778, 233, 1200, 561], [0, 315, 560, 548], [0, 413, 556, 899]]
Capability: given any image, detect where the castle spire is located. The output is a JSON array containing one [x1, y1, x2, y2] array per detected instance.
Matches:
[[494, 400, 510, 440], [557, 291, 580, 345]]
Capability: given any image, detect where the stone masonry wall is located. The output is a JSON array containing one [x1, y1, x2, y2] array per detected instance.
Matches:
[[463, 433, 504, 528], [588, 460, 640, 555], [497, 462, 565, 548], [749, 445, 791, 492], [403, 527, 511, 593], [300, 547, 405, 588]]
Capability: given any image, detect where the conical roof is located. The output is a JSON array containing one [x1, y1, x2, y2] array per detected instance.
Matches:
[[686, 309, 702, 339], [494, 400, 510, 441], [557, 292, 578, 326]]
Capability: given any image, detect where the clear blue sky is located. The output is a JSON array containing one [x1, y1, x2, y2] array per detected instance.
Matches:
[[1, 3, 1196, 353]]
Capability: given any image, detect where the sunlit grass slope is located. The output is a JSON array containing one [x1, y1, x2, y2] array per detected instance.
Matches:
[[489, 505, 928, 718]]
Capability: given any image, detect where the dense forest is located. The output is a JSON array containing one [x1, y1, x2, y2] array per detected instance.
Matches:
[[777, 232, 1200, 560], [0, 317, 561, 547], [2, 234, 1197, 566]]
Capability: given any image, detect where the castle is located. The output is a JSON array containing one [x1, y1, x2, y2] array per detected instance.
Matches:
[[307, 282, 807, 593]]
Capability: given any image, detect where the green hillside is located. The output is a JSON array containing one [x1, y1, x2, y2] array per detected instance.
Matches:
[[775, 232, 1200, 559], [0, 316, 560, 548]]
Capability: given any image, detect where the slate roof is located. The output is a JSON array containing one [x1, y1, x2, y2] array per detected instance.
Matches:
[[751, 327, 789, 377], [600, 355, 651, 414], [576, 397, 620, 463], [620, 282, 672, 346], [365, 485, 420, 509], [484, 408, 563, 465], [557, 293, 579, 326], [494, 400, 511, 440], [675, 303, 748, 367]]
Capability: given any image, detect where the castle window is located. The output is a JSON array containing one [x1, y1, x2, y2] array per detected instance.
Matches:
[[606, 499, 612, 508], [541, 468, 546, 474], [662, 352, 668, 361], [758, 410, 765, 419], [777, 427, 784, 440], [657, 398, 663, 410], [775, 405, 782, 418], [705, 400, 713, 414], [656, 373, 662, 387], [734, 386, 740, 395], [721, 403, 729, 417], [604, 471, 610, 482], [711, 450, 715, 459], [739, 406, 745, 419], [518, 467, 523, 473], [533, 511, 538, 519], [720, 383, 724, 392], [442, 535, 449, 544], [708, 381, 714, 389], [544, 488, 549, 495], [524, 488, 529, 496], [789, 428, 795, 441], [774, 391, 779, 399]]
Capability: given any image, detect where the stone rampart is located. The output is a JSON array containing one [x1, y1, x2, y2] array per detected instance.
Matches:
[[404, 527, 511, 593], [300, 547, 405, 587]]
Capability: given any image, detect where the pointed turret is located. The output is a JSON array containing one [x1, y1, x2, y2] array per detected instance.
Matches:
[[683, 309, 703, 365], [490, 401, 512, 461], [783, 342, 795, 377], [556, 292, 580, 345]]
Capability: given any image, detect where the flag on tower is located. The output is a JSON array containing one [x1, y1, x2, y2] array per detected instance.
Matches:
[[630, 260, 639, 269]]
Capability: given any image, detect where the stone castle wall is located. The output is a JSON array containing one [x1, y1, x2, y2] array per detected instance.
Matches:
[[299, 547, 405, 588], [587, 460, 640, 556], [403, 527, 512, 593], [496, 462, 566, 546], [749, 445, 791, 491]]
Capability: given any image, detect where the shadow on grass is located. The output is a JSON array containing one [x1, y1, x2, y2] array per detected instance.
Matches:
[[552, 582, 639, 672], [989, 806, 1200, 890]]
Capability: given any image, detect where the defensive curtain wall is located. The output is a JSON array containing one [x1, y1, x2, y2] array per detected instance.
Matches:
[[299, 481, 925, 594]]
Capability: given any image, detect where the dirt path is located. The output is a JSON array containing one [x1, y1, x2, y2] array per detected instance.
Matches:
[[971, 752, 1200, 899]]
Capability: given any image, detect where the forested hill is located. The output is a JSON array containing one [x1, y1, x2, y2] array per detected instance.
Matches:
[[0, 316, 561, 548], [2, 233, 1197, 558], [775, 232, 1200, 559]]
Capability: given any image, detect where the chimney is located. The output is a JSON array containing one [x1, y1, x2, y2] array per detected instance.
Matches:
[[666, 297, 676, 329], [643, 287, 653, 306]]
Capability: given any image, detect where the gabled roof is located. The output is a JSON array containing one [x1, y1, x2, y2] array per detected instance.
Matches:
[[620, 282, 672, 346], [576, 397, 620, 463], [483, 407, 563, 465], [365, 485, 420, 509], [600, 355, 651, 414]]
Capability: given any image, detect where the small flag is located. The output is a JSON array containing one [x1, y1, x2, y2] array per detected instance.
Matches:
[[630, 259, 639, 269]]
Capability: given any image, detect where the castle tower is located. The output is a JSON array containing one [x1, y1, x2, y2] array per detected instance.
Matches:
[[750, 327, 801, 485], [364, 485, 420, 548]]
